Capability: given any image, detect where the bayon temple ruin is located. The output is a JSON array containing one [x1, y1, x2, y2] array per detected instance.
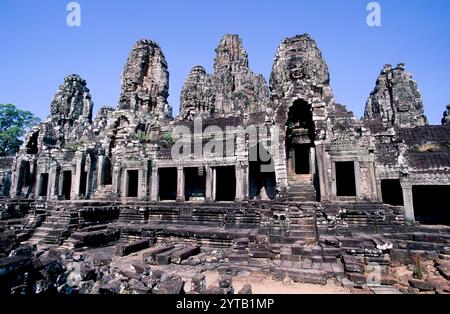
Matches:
[[1, 34, 450, 294]]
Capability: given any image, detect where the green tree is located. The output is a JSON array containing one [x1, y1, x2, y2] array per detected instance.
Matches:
[[0, 104, 40, 156]]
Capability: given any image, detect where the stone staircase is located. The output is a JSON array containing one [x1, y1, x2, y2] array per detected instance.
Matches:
[[287, 181, 317, 202], [27, 207, 79, 246], [287, 210, 317, 244]]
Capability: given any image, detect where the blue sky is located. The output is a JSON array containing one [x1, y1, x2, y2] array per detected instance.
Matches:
[[0, 0, 449, 124]]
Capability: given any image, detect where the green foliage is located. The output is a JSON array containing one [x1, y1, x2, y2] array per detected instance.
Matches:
[[65, 142, 81, 152], [412, 254, 425, 280], [163, 132, 174, 144], [0, 104, 40, 156], [135, 131, 152, 143]]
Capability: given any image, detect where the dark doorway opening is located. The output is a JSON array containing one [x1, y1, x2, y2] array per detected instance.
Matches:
[[62, 171, 72, 200], [103, 157, 113, 185], [295, 144, 310, 174], [335, 161, 356, 197], [285, 99, 316, 180], [20, 161, 31, 188], [413, 185, 450, 226], [215, 166, 236, 201], [39, 173, 49, 197], [381, 179, 404, 206], [249, 144, 276, 200], [287, 100, 315, 137], [26, 132, 39, 154], [79, 171, 88, 197], [159, 168, 177, 201], [126, 170, 139, 197], [184, 167, 206, 201]]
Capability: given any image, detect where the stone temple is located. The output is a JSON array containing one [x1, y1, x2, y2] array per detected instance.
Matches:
[[1, 34, 450, 294]]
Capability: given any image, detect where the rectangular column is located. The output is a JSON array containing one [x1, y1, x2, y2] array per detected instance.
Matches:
[[401, 183, 415, 223], [12, 160, 23, 197], [205, 166, 213, 201], [49, 167, 58, 199], [150, 167, 158, 201], [235, 165, 244, 201], [176, 167, 185, 201], [74, 154, 84, 199], [97, 155, 105, 188], [138, 169, 144, 199], [212, 168, 217, 201]]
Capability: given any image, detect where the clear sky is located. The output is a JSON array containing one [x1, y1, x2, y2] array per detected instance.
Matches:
[[1, 0, 449, 124]]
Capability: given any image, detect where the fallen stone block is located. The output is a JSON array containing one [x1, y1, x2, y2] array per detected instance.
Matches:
[[408, 279, 434, 292], [287, 269, 327, 285], [0, 255, 32, 277], [8, 244, 34, 257], [127, 278, 151, 294], [191, 273, 206, 293], [238, 284, 252, 294], [171, 246, 200, 264], [390, 249, 412, 265], [114, 239, 150, 257], [153, 275, 184, 294], [156, 247, 182, 265], [435, 260, 450, 280], [143, 245, 175, 264], [219, 275, 233, 288], [347, 273, 366, 286]]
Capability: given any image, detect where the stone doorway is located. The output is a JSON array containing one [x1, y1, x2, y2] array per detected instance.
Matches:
[[38, 173, 49, 197], [184, 167, 206, 201], [413, 185, 450, 225], [126, 170, 139, 198], [286, 99, 316, 184], [159, 168, 177, 201], [215, 166, 236, 202], [335, 161, 356, 197], [381, 179, 404, 206], [294, 144, 311, 175], [249, 144, 276, 200], [62, 171, 72, 200]]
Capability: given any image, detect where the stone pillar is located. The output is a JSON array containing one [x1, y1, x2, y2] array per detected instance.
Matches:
[[97, 155, 105, 188], [316, 144, 330, 201], [74, 153, 84, 199], [35, 173, 42, 197], [12, 159, 22, 197], [58, 170, 64, 199], [150, 167, 158, 201], [138, 169, 144, 199], [49, 166, 59, 200], [205, 166, 213, 202], [235, 164, 244, 201], [242, 164, 249, 200], [212, 168, 217, 201], [176, 167, 185, 201], [113, 164, 121, 194], [354, 160, 362, 199], [401, 182, 415, 223]]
